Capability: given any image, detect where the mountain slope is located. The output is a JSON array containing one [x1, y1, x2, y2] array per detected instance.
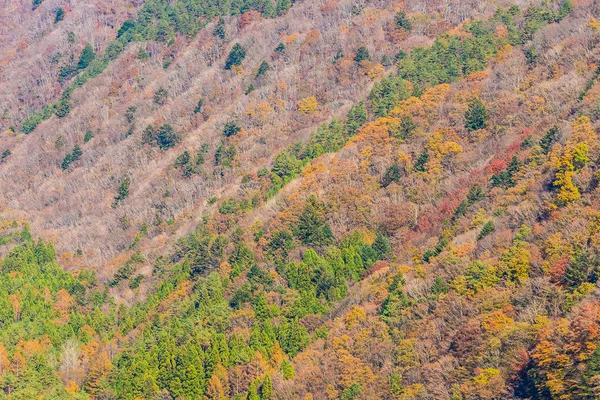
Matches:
[[2, 0, 600, 399]]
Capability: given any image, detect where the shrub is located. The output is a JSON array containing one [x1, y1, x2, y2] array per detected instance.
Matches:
[[556, 0, 573, 21], [175, 150, 191, 167], [524, 46, 539, 65], [137, 48, 149, 60], [333, 48, 344, 64], [110, 250, 143, 286], [21, 115, 43, 134], [57, 63, 76, 83]]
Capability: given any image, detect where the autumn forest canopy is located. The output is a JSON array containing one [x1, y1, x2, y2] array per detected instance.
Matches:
[[2, 0, 600, 398]]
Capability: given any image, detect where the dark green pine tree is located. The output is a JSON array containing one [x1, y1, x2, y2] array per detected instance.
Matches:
[[394, 10, 412, 30], [179, 350, 205, 398], [539, 125, 559, 154], [467, 183, 485, 204], [262, 374, 273, 399], [294, 195, 333, 246], [465, 98, 488, 132], [225, 43, 246, 70], [556, 0, 573, 21], [430, 276, 448, 296], [381, 162, 402, 187], [397, 115, 417, 138], [113, 175, 130, 206], [281, 360, 295, 379], [78, 43, 95, 69], [204, 345, 222, 378], [381, 287, 410, 325], [372, 232, 391, 259], [213, 18, 225, 39], [344, 102, 367, 136], [277, 318, 309, 357], [253, 292, 269, 320], [564, 251, 599, 290], [72, 144, 82, 160], [248, 379, 261, 400], [156, 124, 178, 149], [223, 121, 242, 137], [214, 334, 230, 367], [585, 344, 600, 390], [275, 0, 291, 16], [413, 150, 429, 172], [55, 7, 64, 23], [354, 46, 370, 63], [256, 61, 270, 78], [272, 151, 300, 179]]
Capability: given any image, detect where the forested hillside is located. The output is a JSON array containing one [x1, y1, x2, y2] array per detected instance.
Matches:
[[2, 0, 600, 398]]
